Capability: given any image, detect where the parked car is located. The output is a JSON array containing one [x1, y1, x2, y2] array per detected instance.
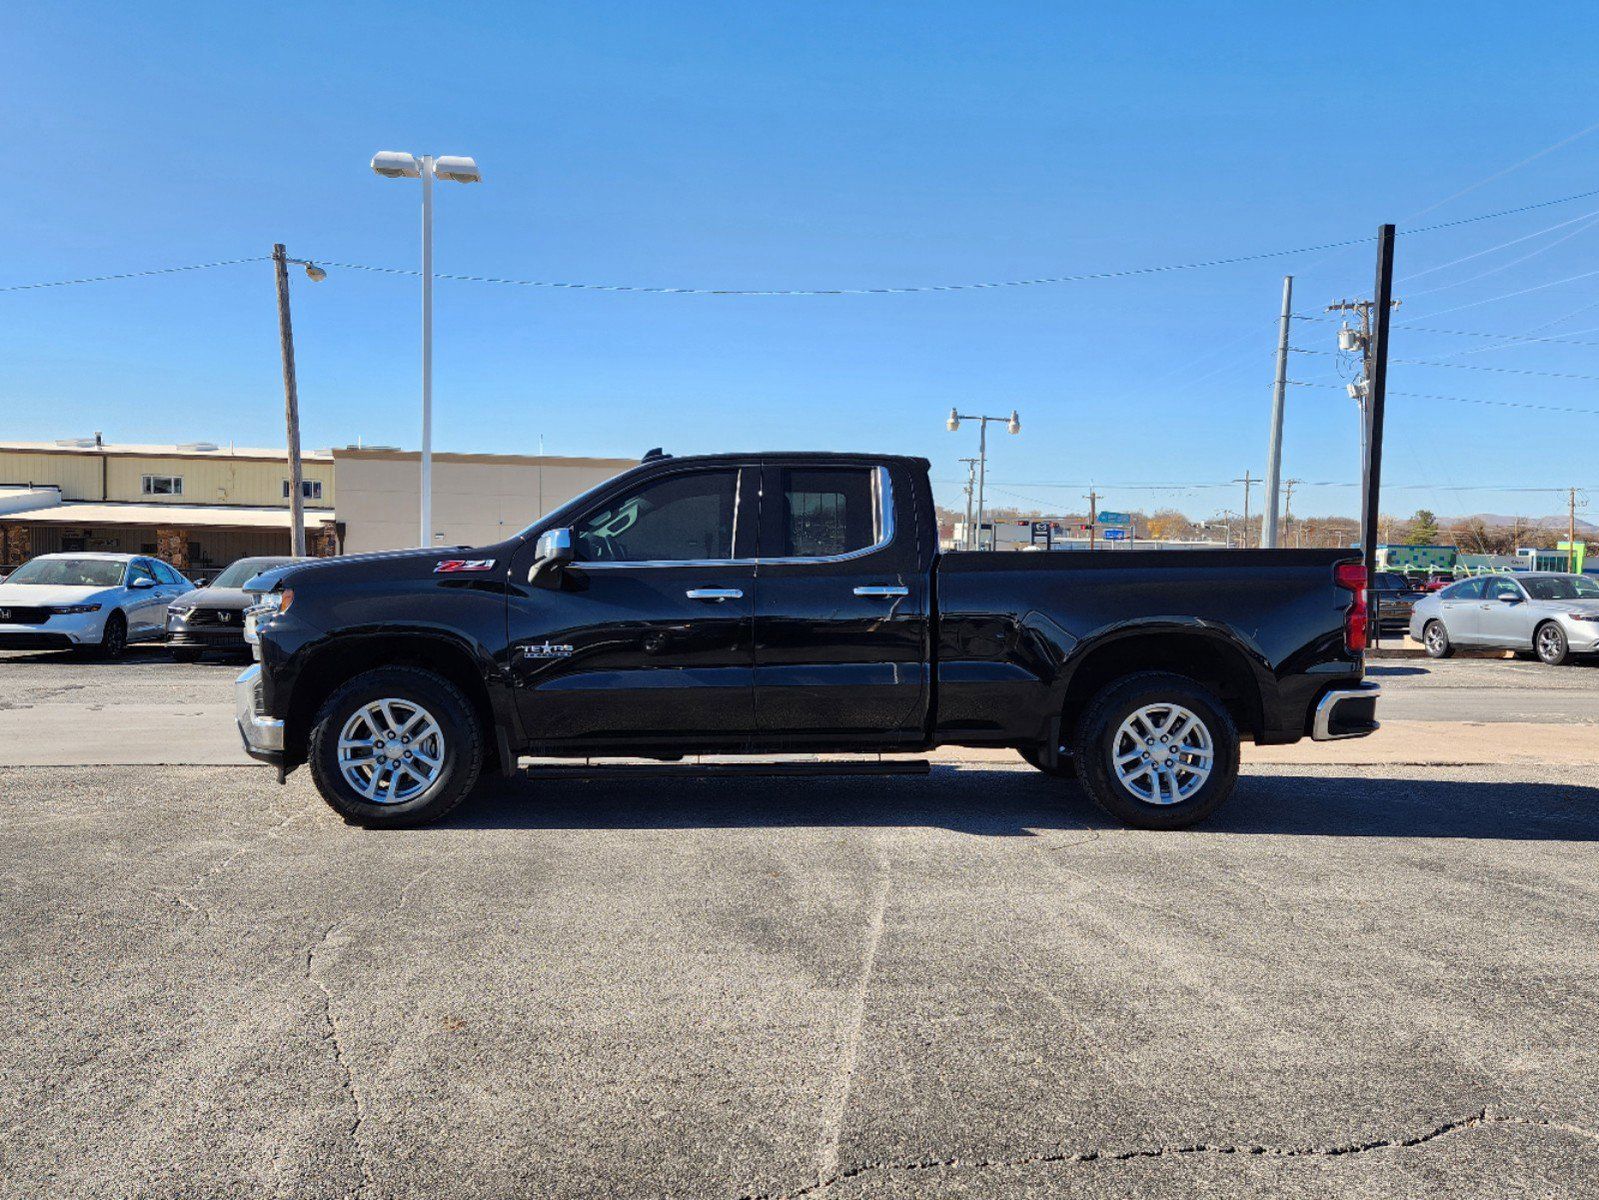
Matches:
[[1411, 571, 1599, 665], [0, 552, 192, 658], [236, 451, 1378, 831], [1370, 571, 1423, 632], [165, 556, 300, 661]]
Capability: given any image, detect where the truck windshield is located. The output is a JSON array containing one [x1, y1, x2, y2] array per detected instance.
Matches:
[[6, 558, 127, 587]]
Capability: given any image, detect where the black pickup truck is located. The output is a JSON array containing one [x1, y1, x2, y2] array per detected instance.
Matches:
[[236, 451, 1378, 829]]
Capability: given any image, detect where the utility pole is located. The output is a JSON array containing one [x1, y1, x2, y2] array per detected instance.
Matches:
[[1328, 294, 1402, 489], [1283, 478, 1302, 546], [1232, 470, 1256, 548], [1361, 225, 1397, 582], [272, 244, 307, 557], [959, 458, 979, 550], [1263, 275, 1293, 547], [1085, 487, 1098, 552], [1567, 487, 1589, 570]]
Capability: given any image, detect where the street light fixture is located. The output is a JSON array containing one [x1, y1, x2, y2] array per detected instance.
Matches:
[[946, 408, 1021, 550], [370, 149, 482, 547]]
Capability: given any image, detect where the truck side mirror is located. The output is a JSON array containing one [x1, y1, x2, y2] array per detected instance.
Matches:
[[529, 527, 576, 589]]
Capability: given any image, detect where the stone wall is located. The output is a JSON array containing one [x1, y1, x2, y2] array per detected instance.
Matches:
[[154, 527, 189, 570]]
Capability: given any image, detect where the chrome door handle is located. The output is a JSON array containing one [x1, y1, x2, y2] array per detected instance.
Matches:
[[854, 585, 909, 598], [686, 588, 743, 602]]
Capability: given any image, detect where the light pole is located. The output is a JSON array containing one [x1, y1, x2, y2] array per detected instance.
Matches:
[[947, 408, 1020, 550], [371, 150, 482, 548]]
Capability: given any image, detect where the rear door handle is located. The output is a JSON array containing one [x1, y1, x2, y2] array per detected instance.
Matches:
[[686, 588, 743, 602], [854, 585, 909, 598]]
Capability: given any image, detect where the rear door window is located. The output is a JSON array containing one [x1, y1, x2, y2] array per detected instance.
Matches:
[[1441, 578, 1485, 600], [780, 468, 879, 558]]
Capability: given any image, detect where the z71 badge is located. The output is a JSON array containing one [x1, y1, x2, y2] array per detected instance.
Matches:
[[434, 559, 496, 574]]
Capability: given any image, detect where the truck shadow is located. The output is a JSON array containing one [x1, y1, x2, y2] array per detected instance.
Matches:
[[453, 768, 1599, 841]]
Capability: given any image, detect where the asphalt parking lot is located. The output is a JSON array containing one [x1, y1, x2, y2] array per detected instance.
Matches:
[[2, 650, 1597, 1198]]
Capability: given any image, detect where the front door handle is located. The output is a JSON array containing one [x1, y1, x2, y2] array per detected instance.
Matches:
[[686, 588, 743, 602], [854, 585, 909, 598]]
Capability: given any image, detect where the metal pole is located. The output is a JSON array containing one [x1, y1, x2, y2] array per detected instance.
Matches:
[[1263, 275, 1293, 547], [419, 155, 435, 549], [976, 418, 988, 551], [272, 244, 307, 557], [1362, 225, 1396, 583], [960, 458, 977, 550]]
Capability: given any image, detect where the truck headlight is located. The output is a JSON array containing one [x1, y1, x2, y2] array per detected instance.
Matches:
[[49, 604, 102, 615]]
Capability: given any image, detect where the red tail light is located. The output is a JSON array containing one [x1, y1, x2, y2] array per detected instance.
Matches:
[[1335, 562, 1368, 653]]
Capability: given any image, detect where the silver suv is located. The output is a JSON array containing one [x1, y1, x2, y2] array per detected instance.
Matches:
[[1409, 572, 1599, 665]]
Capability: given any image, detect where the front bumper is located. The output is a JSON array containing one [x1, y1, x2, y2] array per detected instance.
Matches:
[[0, 609, 103, 648], [167, 609, 248, 648], [235, 664, 285, 763], [1312, 682, 1381, 740]]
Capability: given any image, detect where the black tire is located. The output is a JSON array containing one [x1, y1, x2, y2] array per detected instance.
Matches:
[[1018, 745, 1076, 778], [1535, 621, 1571, 666], [1073, 671, 1240, 830], [170, 647, 203, 663], [1422, 619, 1454, 659], [307, 667, 485, 828], [79, 611, 128, 660]]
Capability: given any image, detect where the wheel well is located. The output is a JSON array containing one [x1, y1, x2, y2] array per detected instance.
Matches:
[[285, 635, 501, 771], [1058, 633, 1264, 745]]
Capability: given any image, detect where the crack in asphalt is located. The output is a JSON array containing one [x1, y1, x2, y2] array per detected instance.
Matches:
[[814, 845, 893, 1187], [306, 924, 376, 1199], [170, 807, 306, 921], [742, 1108, 1599, 1199]]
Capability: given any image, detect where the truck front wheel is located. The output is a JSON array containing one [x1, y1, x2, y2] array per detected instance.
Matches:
[[307, 666, 485, 828], [1073, 671, 1239, 830]]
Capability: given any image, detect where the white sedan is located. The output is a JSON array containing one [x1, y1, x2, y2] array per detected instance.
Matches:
[[0, 553, 192, 658]]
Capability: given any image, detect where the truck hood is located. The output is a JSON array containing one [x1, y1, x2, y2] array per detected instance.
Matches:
[[0, 583, 118, 607], [242, 546, 478, 594]]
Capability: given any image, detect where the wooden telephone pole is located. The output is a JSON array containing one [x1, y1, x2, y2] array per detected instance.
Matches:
[[272, 244, 307, 558], [1232, 470, 1256, 548], [1084, 487, 1098, 551]]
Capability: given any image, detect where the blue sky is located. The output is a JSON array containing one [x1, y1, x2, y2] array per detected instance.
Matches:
[[5, 1, 1599, 522]]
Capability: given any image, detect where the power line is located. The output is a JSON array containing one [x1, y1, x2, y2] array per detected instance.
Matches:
[[1399, 206, 1599, 284], [8, 184, 1599, 298], [0, 257, 270, 293], [1401, 119, 1599, 221], [1287, 378, 1599, 418], [1289, 346, 1599, 382]]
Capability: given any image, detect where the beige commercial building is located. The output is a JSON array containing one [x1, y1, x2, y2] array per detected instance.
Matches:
[[0, 438, 337, 573], [333, 447, 638, 554]]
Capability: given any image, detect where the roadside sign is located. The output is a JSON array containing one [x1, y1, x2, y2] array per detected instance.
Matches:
[[1102, 528, 1129, 541], [1098, 511, 1131, 526]]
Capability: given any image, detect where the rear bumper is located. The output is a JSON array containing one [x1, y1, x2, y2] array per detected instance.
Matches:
[[1312, 683, 1380, 740], [235, 664, 285, 764]]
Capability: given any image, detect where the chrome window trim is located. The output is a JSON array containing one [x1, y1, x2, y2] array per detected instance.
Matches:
[[579, 465, 895, 570]]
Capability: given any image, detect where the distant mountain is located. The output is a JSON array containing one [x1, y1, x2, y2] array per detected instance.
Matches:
[[1456, 513, 1599, 534]]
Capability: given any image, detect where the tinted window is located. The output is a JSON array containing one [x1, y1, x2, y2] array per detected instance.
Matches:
[[1484, 577, 1523, 601], [782, 468, 877, 558], [1374, 573, 1406, 591], [576, 470, 737, 562], [128, 561, 157, 586], [5, 557, 126, 587], [1441, 578, 1485, 600], [152, 561, 184, 586]]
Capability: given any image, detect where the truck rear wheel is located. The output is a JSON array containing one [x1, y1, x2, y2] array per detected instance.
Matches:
[[1073, 671, 1239, 830], [307, 666, 484, 828]]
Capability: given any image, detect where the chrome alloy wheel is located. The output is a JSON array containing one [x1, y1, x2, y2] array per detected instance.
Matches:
[[1537, 623, 1565, 662], [1111, 702, 1214, 805], [337, 699, 445, 804], [1425, 622, 1447, 654]]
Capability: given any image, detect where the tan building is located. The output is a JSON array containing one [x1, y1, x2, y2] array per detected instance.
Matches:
[[0, 437, 337, 573], [334, 447, 637, 554]]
